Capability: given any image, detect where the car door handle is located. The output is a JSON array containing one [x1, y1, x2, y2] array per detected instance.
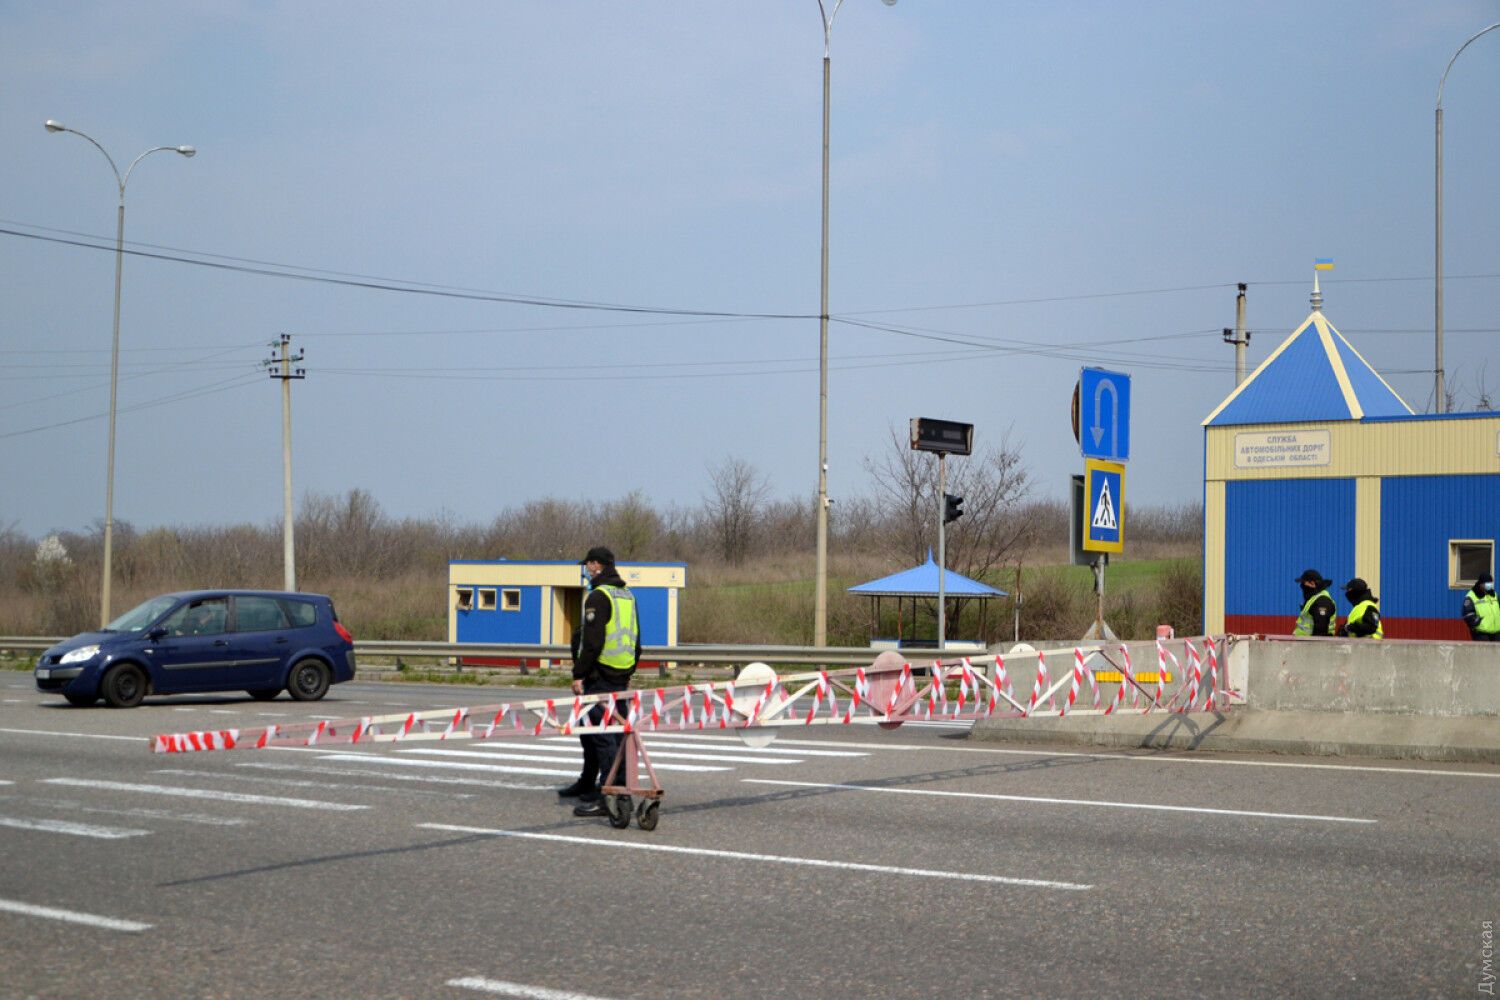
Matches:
[[213, 639, 229, 647], [274, 637, 289, 644]]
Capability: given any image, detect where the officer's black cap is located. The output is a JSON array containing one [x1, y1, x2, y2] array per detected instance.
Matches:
[[581, 546, 616, 566], [1296, 569, 1328, 585], [1343, 577, 1368, 593]]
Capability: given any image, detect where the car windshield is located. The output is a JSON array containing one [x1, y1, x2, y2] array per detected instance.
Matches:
[[103, 596, 181, 633]]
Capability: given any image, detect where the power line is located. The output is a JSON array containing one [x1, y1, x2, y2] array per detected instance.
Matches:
[[0, 372, 262, 441]]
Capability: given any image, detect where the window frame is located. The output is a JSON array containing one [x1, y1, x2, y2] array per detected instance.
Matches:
[[1448, 539, 1494, 589]]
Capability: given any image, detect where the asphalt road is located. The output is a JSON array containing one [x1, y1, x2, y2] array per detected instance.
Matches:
[[1, 670, 1496, 999]]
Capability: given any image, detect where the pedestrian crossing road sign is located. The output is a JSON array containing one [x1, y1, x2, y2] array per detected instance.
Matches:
[[1083, 458, 1124, 552]]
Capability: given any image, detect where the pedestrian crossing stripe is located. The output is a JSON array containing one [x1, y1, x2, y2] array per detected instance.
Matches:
[[1091, 479, 1117, 530]]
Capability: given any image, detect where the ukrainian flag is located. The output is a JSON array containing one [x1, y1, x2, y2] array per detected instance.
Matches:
[[1314, 258, 1334, 271]]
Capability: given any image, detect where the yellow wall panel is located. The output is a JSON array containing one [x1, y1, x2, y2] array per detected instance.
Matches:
[[1354, 477, 1381, 595], [1206, 417, 1500, 482], [1204, 480, 1226, 633]]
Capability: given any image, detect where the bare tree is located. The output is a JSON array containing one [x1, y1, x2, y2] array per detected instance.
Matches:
[[863, 423, 1038, 579], [704, 457, 770, 565], [601, 491, 661, 559]]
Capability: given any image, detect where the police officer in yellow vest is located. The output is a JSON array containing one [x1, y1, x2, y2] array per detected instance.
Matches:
[[1293, 569, 1337, 637], [563, 546, 641, 817], [1462, 572, 1500, 641], [1337, 577, 1383, 639]]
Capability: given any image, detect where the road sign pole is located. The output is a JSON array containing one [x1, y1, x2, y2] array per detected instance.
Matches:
[[937, 451, 946, 649]]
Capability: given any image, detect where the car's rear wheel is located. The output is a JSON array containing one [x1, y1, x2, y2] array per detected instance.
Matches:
[[101, 664, 147, 708], [64, 692, 97, 707], [246, 688, 281, 701], [286, 659, 331, 702]]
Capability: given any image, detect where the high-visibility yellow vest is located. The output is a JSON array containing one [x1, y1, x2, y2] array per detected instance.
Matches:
[[1469, 590, 1500, 635], [1294, 589, 1332, 636], [1346, 600, 1383, 639], [595, 585, 639, 670]]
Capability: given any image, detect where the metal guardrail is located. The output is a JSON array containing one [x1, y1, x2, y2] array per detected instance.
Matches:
[[0, 636, 903, 668]]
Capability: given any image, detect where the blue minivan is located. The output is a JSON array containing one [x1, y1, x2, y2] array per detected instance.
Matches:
[[34, 590, 357, 708]]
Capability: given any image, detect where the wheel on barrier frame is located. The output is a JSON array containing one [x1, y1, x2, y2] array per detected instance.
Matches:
[[606, 794, 632, 829], [636, 799, 659, 831]]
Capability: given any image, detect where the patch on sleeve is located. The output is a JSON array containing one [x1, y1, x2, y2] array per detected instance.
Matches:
[[585, 609, 595, 623]]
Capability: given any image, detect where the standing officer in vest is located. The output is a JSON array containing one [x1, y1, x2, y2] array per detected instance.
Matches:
[[1461, 572, 1500, 641], [1337, 578, 1383, 639], [1293, 569, 1337, 637], [563, 546, 641, 817]]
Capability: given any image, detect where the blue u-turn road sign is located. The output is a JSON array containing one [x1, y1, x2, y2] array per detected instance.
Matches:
[[1079, 367, 1131, 462]]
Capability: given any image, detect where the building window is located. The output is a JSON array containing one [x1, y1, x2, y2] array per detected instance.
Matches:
[[501, 588, 522, 611], [478, 588, 497, 611], [455, 587, 474, 611], [1449, 540, 1494, 589]]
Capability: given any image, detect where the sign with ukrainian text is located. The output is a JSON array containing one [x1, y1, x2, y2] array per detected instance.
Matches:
[[1233, 430, 1331, 469]]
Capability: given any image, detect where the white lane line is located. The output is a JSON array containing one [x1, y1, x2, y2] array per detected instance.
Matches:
[[172, 707, 197, 712], [0, 816, 151, 839], [0, 727, 144, 743], [6, 795, 247, 828], [3, 699, 22, 704], [672, 733, 1500, 779], [155, 768, 472, 799], [540, 736, 865, 759], [0, 780, 13, 786], [42, 778, 368, 811], [420, 823, 1091, 891], [743, 779, 1378, 825], [316, 755, 579, 778], [238, 761, 555, 791], [208, 710, 240, 716], [0, 897, 151, 933], [448, 977, 618, 999], [256, 713, 290, 718], [406, 745, 800, 768], [394, 748, 729, 774]]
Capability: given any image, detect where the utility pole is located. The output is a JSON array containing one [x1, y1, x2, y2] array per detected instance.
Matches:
[[264, 334, 304, 591], [1222, 283, 1251, 387]]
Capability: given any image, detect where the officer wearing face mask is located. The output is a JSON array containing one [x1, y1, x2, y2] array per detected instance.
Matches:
[[1337, 578, 1382, 639], [1293, 569, 1337, 637], [1461, 572, 1499, 642]]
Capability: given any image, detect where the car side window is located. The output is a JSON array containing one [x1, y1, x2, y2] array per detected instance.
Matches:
[[162, 598, 229, 637], [282, 600, 318, 628], [234, 596, 290, 632]]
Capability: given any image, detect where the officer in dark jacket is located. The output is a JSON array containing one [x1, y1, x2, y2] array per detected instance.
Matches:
[[1461, 572, 1500, 641], [1293, 569, 1337, 637], [1337, 578, 1382, 639], [560, 546, 641, 817]]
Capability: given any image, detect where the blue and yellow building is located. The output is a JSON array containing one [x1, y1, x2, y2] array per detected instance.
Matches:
[[448, 559, 686, 653], [1203, 296, 1500, 639]]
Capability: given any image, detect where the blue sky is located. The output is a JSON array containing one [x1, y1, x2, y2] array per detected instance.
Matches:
[[4, 1, 1500, 539]]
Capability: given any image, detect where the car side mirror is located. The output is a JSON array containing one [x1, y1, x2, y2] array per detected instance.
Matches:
[[147, 627, 167, 641]]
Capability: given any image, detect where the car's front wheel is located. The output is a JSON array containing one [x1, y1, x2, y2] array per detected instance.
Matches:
[[101, 664, 147, 708], [286, 659, 331, 702]]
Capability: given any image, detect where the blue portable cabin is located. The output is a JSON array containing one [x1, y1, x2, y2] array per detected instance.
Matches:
[[448, 559, 687, 665], [1202, 293, 1500, 640]]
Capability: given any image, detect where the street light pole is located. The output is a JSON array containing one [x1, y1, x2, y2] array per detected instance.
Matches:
[[1435, 24, 1500, 415], [45, 121, 195, 626], [812, 0, 894, 648]]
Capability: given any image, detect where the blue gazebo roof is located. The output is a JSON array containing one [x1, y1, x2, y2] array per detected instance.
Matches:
[[1203, 307, 1413, 426], [847, 552, 1006, 599]]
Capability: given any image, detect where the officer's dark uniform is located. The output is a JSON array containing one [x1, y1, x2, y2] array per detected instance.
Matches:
[[1293, 569, 1337, 637]]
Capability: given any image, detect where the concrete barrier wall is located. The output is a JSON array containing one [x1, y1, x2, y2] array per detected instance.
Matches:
[[1242, 636, 1500, 717]]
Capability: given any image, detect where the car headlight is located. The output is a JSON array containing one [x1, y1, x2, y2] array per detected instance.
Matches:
[[59, 645, 100, 665]]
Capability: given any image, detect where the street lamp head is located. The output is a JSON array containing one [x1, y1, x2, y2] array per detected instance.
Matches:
[[175, 146, 196, 158], [44, 119, 66, 133]]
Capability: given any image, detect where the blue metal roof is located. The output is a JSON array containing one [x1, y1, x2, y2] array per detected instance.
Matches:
[[1203, 310, 1413, 426], [847, 552, 1007, 598]]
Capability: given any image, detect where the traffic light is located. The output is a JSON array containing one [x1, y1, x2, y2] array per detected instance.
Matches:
[[943, 493, 965, 524]]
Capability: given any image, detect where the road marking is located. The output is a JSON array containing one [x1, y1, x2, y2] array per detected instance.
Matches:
[[208, 710, 240, 715], [172, 707, 197, 712], [448, 977, 619, 999], [238, 760, 555, 791], [3, 795, 247, 827], [743, 779, 1378, 824], [256, 713, 290, 718], [0, 780, 13, 786], [420, 823, 1092, 891], [42, 778, 368, 811], [0, 727, 144, 743], [392, 749, 730, 775], [155, 768, 471, 799], [542, 736, 865, 759], [0, 897, 151, 933], [401, 746, 792, 769], [317, 754, 579, 778], [669, 733, 1500, 779], [0, 816, 151, 839]]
